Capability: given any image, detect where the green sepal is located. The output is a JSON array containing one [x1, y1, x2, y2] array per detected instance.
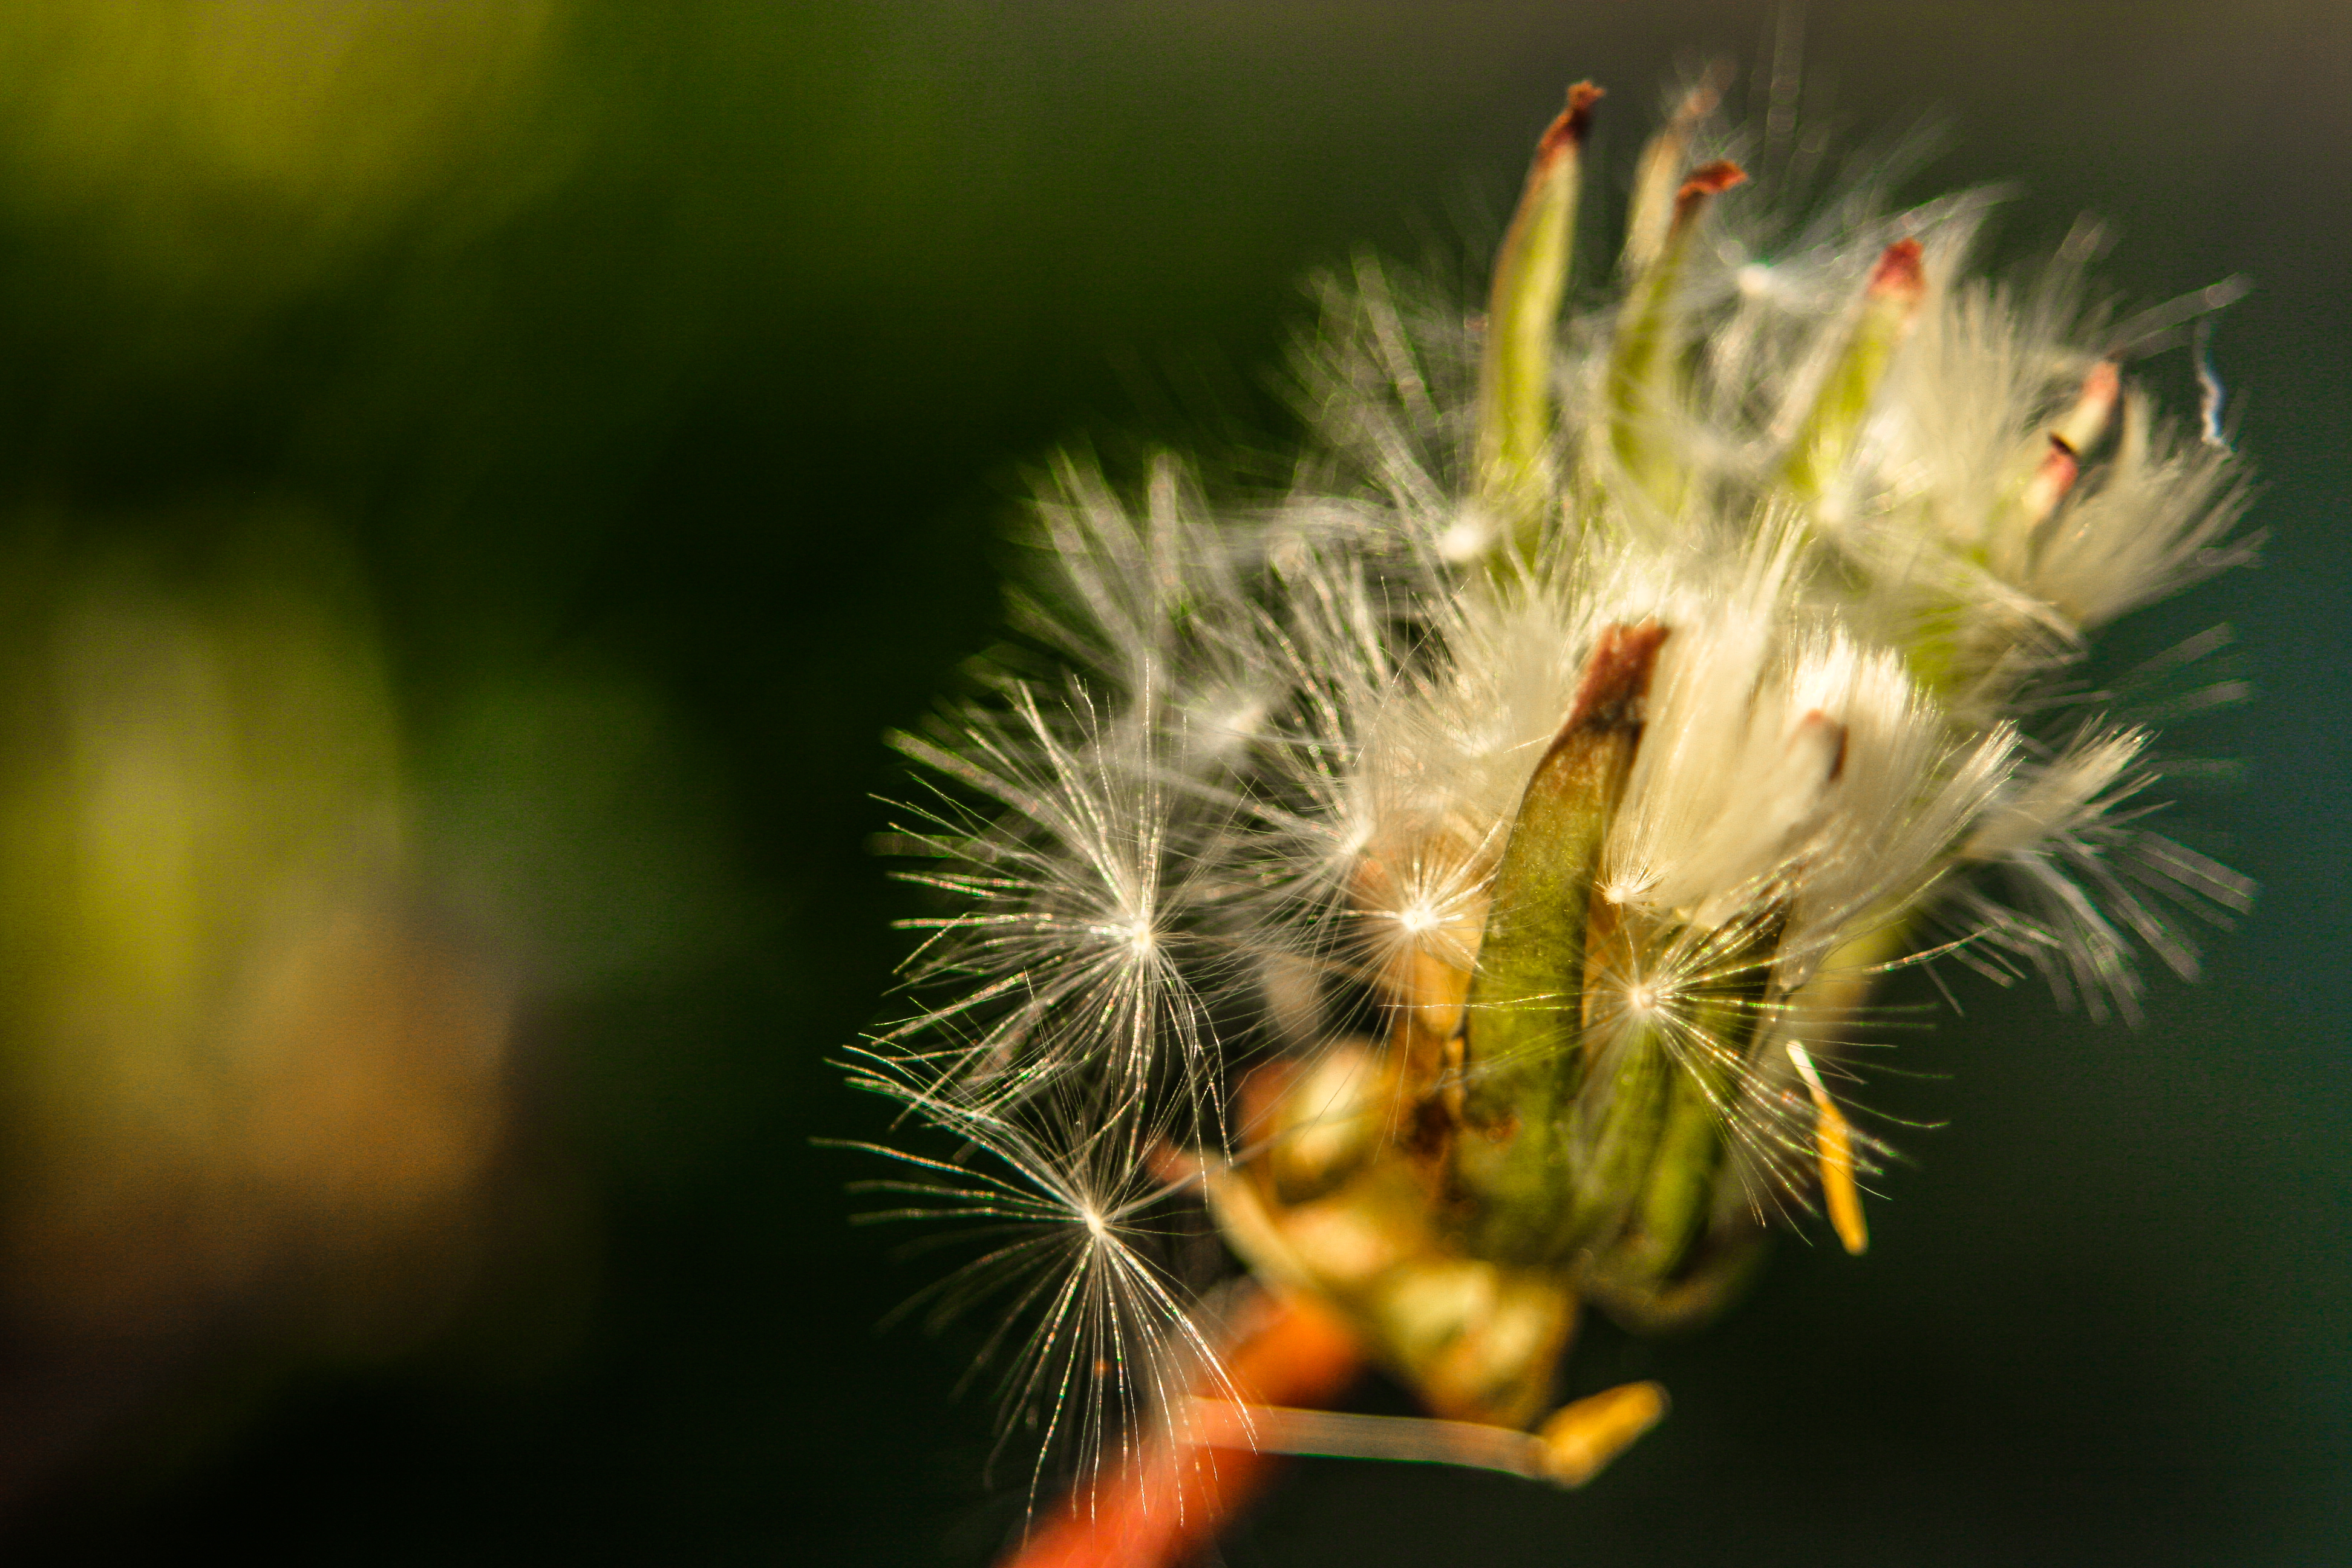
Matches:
[[1619, 68, 1726, 277], [1604, 160, 1745, 515], [1474, 83, 1599, 562], [1448, 623, 1661, 1263], [1779, 239, 1928, 502]]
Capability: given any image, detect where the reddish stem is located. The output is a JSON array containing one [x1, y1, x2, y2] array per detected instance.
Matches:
[[999, 1293, 1364, 1568]]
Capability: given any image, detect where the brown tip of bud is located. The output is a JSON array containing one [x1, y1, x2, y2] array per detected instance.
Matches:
[[1537, 81, 1606, 160], [1671, 160, 1748, 226], [1867, 238, 1926, 303], [1566, 621, 1668, 734], [1676, 159, 1748, 203]]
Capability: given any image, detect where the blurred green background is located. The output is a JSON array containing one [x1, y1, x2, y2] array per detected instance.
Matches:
[[0, 1, 2339, 1563]]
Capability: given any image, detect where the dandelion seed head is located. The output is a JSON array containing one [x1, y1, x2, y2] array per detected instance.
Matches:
[[852, 67, 2255, 1498]]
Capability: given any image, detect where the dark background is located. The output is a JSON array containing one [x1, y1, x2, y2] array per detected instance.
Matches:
[[0, 2, 2342, 1563]]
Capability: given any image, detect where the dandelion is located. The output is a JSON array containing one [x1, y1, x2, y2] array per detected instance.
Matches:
[[844, 66, 2254, 1566]]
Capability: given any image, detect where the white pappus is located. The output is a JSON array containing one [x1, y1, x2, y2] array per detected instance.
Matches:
[[841, 71, 2257, 1509]]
